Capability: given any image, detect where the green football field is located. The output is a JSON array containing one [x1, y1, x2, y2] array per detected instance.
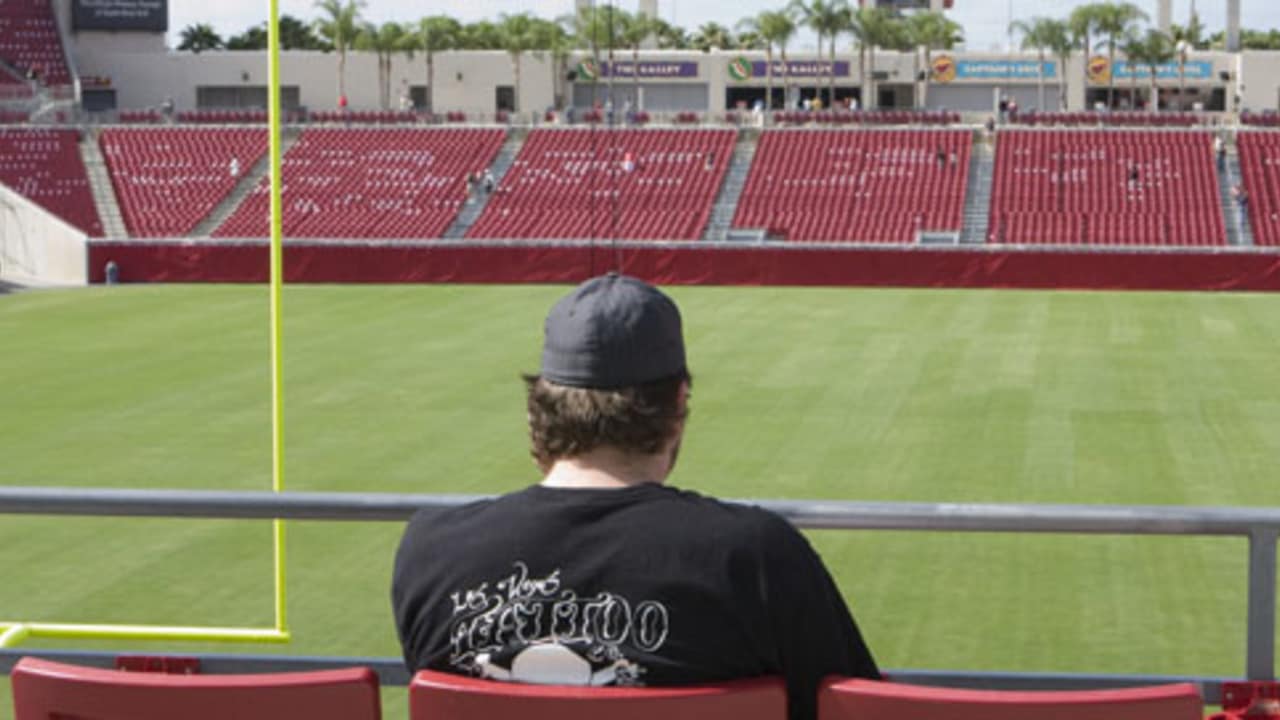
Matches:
[[2, 283, 1279, 716]]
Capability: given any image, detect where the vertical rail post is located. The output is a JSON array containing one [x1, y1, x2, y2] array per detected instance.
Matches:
[[1246, 529, 1278, 680]]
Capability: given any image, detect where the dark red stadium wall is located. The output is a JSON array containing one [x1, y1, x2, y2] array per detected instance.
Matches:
[[87, 242, 1280, 292]]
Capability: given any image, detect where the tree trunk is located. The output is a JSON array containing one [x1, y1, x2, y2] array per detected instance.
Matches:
[[1059, 54, 1069, 110], [338, 47, 347, 107], [814, 31, 823, 107], [859, 43, 867, 109], [781, 45, 790, 109], [868, 46, 877, 110], [633, 44, 640, 111], [766, 45, 774, 111], [1178, 53, 1186, 111], [426, 52, 434, 114], [1151, 70, 1159, 112], [1107, 41, 1116, 108], [513, 54, 521, 114], [1038, 49, 1046, 110], [828, 36, 836, 107], [921, 47, 930, 110]]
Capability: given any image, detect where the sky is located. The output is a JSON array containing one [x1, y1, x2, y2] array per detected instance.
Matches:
[[170, 1, 1278, 53]]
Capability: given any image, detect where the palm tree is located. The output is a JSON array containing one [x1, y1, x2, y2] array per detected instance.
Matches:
[[177, 23, 224, 53], [497, 13, 539, 115], [1169, 10, 1206, 110], [1119, 32, 1144, 108], [1011, 18, 1065, 111], [738, 10, 796, 111], [906, 11, 963, 109], [1042, 20, 1077, 111], [691, 22, 733, 52], [620, 11, 658, 110], [789, 0, 848, 108], [459, 20, 502, 49], [417, 15, 460, 114], [1127, 29, 1175, 111], [1068, 3, 1104, 108], [538, 18, 574, 111], [650, 18, 690, 49], [1093, 1, 1148, 108], [356, 21, 411, 110], [851, 6, 902, 111], [313, 0, 365, 106], [570, 5, 628, 116]]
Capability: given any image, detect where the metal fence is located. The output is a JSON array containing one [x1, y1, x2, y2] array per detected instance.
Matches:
[[0, 486, 1275, 700]]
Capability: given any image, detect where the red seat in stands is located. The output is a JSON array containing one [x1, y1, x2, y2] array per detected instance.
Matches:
[[10, 656, 381, 720], [409, 669, 786, 720], [818, 678, 1202, 720]]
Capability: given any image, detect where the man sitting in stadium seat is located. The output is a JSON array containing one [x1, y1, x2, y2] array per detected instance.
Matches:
[[392, 273, 879, 720]]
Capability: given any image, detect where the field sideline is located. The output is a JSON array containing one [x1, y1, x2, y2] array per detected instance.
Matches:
[[2, 283, 1279, 716]]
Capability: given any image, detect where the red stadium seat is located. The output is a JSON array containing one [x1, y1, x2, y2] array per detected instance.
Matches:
[[0, 129, 102, 235], [733, 129, 970, 243], [466, 128, 735, 241], [10, 657, 381, 720], [214, 127, 504, 240], [988, 130, 1225, 247], [409, 669, 786, 720], [818, 678, 1202, 720], [0, 0, 73, 85]]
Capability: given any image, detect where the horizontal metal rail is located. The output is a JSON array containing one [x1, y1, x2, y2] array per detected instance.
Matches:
[[0, 487, 1275, 685]]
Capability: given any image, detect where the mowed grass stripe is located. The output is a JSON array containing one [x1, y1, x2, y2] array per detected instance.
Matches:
[[1, 284, 1278, 720]]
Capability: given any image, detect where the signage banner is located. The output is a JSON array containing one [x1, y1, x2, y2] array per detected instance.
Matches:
[[954, 59, 1057, 80], [1088, 56, 1215, 83], [745, 60, 851, 78], [1112, 60, 1215, 81], [577, 61, 699, 79], [73, 0, 168, 32]]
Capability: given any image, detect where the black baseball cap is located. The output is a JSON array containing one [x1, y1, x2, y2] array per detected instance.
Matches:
[[540, 273, 687, 389]]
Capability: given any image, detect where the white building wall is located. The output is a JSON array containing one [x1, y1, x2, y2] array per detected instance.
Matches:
[[60, 37, 1280, 117]]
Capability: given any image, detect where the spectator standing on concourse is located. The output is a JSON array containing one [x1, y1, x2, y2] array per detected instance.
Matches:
[[393, 274, 880, 720]]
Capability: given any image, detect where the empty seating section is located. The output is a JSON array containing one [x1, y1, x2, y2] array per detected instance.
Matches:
[[1012, 111, 1200, 128], [0, 0, 71, 85], [214, 127, 504, 239], [1237, 132, 1280, 246], [734, 129, 969, 243], [990, 131, 1224, 246], [0, 129, 101, 235], [101, 128, 268, 237], [467, 128, 735, 241]]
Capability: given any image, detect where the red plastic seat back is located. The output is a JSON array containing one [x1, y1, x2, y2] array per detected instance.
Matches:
[[11, 657, 381, 720], [410, 669, 785, 720], [819, 678, 1202, 720]]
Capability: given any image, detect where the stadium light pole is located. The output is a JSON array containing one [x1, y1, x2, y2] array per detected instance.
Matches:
[[267, 0, 289, 638]]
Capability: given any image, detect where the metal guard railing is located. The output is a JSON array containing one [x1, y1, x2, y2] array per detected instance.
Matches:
[[0, 486, 1275, 702]]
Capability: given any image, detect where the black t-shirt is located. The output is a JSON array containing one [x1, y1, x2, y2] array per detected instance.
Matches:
[[392, 483, 879, 720]]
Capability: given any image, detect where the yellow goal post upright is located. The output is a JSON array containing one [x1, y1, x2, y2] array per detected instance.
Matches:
[[0, 0, 291, 650]]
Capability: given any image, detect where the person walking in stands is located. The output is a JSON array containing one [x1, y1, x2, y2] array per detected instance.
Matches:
[[482, 169, 495, 194], [393, 274, 880, 720], [936, 146, 947, 168]]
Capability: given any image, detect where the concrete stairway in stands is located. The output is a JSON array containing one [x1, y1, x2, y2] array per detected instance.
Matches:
[[703, 128, 758, 242], [960, 139, 995, 244], [1219, 150, 1254, 246], [444, 127, 525, 239], [79, 129, 127, 238], [193, 127, 301, 238]]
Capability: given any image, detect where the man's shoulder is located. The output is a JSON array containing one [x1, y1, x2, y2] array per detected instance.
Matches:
[[649, 485, 801, 543]]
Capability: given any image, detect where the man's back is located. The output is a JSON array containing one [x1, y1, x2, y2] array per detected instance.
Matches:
[[393, 483, 878, 719]]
